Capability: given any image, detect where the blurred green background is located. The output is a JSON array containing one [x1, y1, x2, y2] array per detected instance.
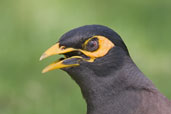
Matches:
[[0, 0, 171, 114]]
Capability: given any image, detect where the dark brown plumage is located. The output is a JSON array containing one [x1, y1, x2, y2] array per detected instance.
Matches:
[[40, 25, 171, 114]]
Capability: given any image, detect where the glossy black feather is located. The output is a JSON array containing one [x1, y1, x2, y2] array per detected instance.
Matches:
[[58, 25, 171, 114]]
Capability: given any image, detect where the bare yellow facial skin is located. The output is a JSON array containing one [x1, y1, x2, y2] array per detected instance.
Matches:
[[80, 36, 114, 58], [40, 36, 114, 73]]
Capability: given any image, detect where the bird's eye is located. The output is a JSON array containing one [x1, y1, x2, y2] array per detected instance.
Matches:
[[84, 38, 99, 52]]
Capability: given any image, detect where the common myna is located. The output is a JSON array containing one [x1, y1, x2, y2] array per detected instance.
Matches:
[[40, 25, 171, 114]]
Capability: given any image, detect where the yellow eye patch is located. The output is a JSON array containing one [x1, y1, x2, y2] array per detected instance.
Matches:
[[80, 36, 115, 59]]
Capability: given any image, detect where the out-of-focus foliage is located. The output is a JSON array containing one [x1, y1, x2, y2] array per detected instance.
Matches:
[[0, 0, 171, 114]]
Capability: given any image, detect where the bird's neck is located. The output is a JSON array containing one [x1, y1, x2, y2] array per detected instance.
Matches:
[[84, 59, 155, 114], [67, 57, 155, 114]]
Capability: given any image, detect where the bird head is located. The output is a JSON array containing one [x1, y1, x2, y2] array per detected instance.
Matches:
[[39, 25, 160, 113], [40, 25, 130, 78]]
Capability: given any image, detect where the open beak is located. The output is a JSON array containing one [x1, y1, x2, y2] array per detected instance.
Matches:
[[40, 36, 114, 73], [40, 43, 84, 73]]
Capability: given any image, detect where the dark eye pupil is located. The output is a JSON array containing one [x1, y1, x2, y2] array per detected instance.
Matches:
[[89, 41, 97, 47], [85, 38, 99, 52]]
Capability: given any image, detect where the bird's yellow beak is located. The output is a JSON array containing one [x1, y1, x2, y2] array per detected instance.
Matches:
[[40, 43, 83, 73], [40, 36, 114, 73]]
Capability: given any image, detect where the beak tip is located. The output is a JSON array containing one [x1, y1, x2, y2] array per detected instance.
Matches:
[[42, 69, 47, 74], [42, 67, 50, 73], [39, 53, 47, 61]]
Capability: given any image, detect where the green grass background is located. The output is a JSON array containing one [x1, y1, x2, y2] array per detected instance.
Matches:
[[0, 0, 171, 114]]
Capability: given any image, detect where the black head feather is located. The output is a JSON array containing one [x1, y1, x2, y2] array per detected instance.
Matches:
[[56, 25, 171, 114], [59, 25, 129, 56], [59, 25, 130, 77]]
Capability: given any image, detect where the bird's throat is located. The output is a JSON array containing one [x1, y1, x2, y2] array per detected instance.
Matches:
[[66, 66, 129, 114], [66, 57, 155, 114]]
